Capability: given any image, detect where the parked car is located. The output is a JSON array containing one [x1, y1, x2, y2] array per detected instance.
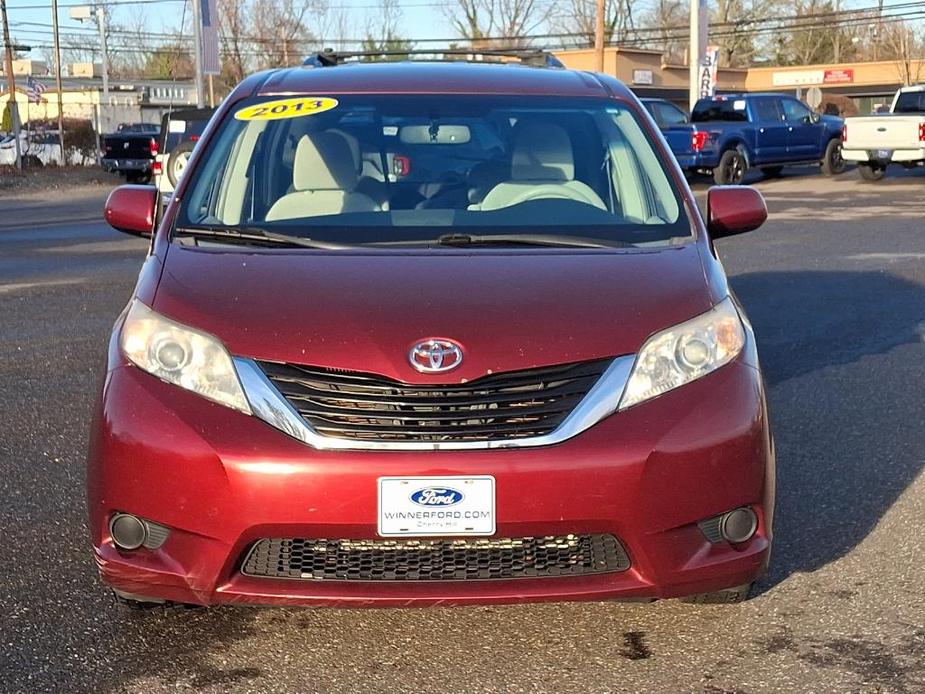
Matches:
[[640, 98, 689, 128], [841, 84, 925, 181], [0, 131, 82, 166], [155, 107, 214, 194], [660, 93, 845, 184], [101, 125, 161, 183], [90, 53, 774, 609]]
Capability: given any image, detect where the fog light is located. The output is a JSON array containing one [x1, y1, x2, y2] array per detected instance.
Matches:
[[109, 513, 147, 550], [720, 507, 758, 544]]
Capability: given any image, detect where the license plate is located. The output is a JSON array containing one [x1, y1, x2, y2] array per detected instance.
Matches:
[[378, 476, 495, 537], [875, 149, 892, 161]]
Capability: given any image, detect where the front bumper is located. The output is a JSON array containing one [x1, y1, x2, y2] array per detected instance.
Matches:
[[87, 356, 774, 607]]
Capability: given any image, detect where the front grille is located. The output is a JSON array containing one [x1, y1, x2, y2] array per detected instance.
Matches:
[[241, 535, 630, 581], [257, 359, 610, 443]]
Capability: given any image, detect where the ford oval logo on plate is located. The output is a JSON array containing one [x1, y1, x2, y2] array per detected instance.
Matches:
[[410, 487, 465, 507]]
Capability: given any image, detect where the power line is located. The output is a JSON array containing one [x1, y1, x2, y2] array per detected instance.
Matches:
[[13, 0, 925, 45]]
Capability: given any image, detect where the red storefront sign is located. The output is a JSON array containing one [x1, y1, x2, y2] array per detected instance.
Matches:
[[824, 69, 854, 84]]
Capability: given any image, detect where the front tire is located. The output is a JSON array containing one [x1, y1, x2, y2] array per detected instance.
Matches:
[[857, 163, 886, 181], [821, 138, 846, 175], [713, 149, 747, 185], [681, 582, 753, 604]]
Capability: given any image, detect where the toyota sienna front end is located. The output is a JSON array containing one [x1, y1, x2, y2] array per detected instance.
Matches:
[[88, 59, 774, 608]]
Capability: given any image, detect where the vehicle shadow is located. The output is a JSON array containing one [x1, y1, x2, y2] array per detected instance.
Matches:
[[729, 269, 925, 590]]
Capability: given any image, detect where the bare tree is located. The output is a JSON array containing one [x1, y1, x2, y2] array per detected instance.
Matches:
[[881, 21, 924, 85], [217, 0, 252, 88], [447, 0, 552, 47], [251, 0, 314, 69], [549, 0, 635, 48], [770, 0, 858, 66], [638, 0, 688, 62], [711, 0, 764, 68], [362, 0, 413, 58], [313, 0, 358, 51]]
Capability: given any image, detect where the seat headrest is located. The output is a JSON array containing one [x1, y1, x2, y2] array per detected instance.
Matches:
[[326, 128, 361, 174], [511, 122, 574, 181], [293, 132, 358, 191]]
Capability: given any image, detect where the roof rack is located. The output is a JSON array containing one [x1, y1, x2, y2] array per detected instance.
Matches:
[[303, 48, 564, 69]]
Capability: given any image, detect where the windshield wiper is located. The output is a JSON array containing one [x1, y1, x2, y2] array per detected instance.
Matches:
[[434, 233, 629, 249], [175, 226, 350, 250]]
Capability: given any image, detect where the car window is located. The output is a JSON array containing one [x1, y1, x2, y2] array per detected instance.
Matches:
[[893, 90, 925, 113], [781, 99, 812, 122], [178, 95, 690, 247], [690, 98, 749, 123], [754, 98, 783, 122], [655, 102, 688, 126]]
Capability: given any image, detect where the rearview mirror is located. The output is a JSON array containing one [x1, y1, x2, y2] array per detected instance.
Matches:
[[706, 186, 767, 239], [104, 185, 157, 237], [399, 124, 471, 145]]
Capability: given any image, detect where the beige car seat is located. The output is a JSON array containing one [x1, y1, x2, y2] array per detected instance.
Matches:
[[266, 132, 379, 221], [475, 122, 607, 212]]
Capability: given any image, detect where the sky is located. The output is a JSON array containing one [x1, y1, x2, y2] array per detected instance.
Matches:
[[6, 0, 452, 57], [5, 0, 922, 67]]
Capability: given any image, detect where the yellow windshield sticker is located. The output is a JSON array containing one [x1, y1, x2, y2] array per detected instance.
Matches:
[[234, 97, 339, 121]]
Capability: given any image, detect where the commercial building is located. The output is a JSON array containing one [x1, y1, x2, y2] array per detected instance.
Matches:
[[0, 68, 199, 135], [556, 47, 924, 114]]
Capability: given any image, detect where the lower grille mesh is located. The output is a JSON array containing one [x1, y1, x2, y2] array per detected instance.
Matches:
[[242, 534, 630, 581]]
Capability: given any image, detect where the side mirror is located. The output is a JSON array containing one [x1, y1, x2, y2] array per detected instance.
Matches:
[[706, 185, 767, 239], [104, 185, 157, 237]]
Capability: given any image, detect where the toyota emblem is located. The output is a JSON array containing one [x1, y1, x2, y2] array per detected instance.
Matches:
[[408, 339, 463, 373]]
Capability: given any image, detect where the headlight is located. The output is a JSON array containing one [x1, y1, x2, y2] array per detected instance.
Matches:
[[618, 297, 745, 410], [120, 300, 251, 414]]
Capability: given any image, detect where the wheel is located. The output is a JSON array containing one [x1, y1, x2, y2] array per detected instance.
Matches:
[[760, 166, 783, 178], [857, 163, 885, 181], [167, 140, 196, 188], [821, 138, 846, 175], [680, 582, 753, 604], [713, 149, 747, 185]]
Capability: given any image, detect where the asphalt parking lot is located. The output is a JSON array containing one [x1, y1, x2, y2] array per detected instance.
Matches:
[[1, 169, 923, 693]]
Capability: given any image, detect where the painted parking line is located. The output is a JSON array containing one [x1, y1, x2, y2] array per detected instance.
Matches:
[[0, 277, 87, 294]]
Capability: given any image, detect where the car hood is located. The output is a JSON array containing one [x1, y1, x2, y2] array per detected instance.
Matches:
[[152, 244, 713, 383]]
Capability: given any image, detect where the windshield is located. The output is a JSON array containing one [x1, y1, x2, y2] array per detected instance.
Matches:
[[177, 94, 689, 247]]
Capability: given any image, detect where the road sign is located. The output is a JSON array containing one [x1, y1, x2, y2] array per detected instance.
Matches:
[[806, 86, 823, 109]]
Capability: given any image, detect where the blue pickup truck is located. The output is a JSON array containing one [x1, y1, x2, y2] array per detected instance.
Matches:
[[654, 93, 845, 184]]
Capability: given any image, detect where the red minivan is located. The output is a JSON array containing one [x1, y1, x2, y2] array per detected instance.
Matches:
[[88, 53, 773, 608]]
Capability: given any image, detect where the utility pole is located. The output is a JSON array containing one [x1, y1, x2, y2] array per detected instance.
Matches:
[[1, 0, 23, 170], [96, 4, 108, 105], [689, 0, 707, 110], [51, 0, 66, 163], [192, 0, 205, 108], [594, 0, 605, 72], [69, 6, 109, 134]]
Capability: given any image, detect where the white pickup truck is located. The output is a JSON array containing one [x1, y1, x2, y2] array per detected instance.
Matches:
[[841, 84, 925, 181]]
